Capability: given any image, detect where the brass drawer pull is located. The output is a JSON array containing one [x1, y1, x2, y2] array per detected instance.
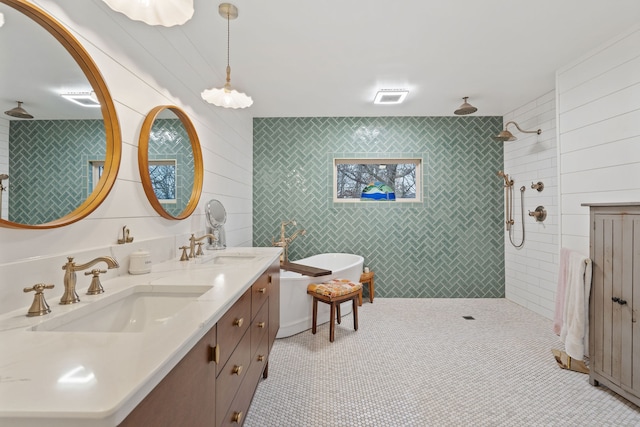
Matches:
[[257, 355, 265, 362], [232, 411, 243, 424], [257, 287, 267, 294], [232, 365, 243, 375], [233, 318, 244, 327], [257, 321, 266, 328], [208, 344, 220, 364]]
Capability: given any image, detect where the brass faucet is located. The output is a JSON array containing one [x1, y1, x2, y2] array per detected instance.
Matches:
[[188, 233, 216, 258], [272, 220, 306, 264], [61, 256, 120, 305]]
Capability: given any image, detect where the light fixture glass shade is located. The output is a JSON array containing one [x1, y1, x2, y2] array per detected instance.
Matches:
[[201, 86, 253, 109], [102, 0, 194, 27]]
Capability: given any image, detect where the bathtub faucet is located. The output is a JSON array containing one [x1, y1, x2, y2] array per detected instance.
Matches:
[[272, 220, 306, 264]]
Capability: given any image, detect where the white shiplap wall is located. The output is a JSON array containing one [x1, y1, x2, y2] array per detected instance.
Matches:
[[557, 24, 640, 255], [503, 91, 559, 319], [0, 2, 254, 314]]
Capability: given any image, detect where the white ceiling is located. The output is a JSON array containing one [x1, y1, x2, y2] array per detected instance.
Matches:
[[5, 0, 640, 119]]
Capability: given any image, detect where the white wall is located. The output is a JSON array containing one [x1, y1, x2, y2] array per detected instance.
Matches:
[[557, 24, 640, 255], [503, 91, 559, 319], [0, 2, 254, 314]]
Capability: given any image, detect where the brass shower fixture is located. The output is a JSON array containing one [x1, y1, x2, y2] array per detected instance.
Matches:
[[493, 121, 541, 142], [454, 97, 478, 115]]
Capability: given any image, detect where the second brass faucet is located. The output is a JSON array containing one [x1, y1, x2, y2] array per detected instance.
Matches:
[[61, 256, 120, 304]]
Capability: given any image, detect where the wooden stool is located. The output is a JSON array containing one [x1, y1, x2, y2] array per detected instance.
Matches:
[[359, 271, 375, 306], [307, 279, 362, 342]]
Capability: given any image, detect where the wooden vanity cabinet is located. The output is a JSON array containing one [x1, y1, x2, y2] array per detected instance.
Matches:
[[119, 325, 217, 427], [586, 203, 640, 407], [118, 258, 280, 427]]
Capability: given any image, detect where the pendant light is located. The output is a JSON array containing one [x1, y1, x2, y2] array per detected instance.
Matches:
[[201, 3, 253, 109], [102, 0, 194, 27]]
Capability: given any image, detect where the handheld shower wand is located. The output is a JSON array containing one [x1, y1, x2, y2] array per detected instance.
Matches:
[[497, 170, 525, 248], [0, 174, 7, 220]]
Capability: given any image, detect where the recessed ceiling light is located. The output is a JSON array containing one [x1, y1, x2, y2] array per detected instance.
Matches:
[[373, 90, 408, 105], [60, 92, 100, 107]]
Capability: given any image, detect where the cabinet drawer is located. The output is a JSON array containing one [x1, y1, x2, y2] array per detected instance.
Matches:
[[251, 272, 270, 320], [251, 300, 269, 357], [217, 288, 251, 374], [216, 329, 251, 427], [220, 333, 269, 427]]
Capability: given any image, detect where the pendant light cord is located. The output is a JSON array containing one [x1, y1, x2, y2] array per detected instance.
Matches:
[[225, 9, 231, 86]]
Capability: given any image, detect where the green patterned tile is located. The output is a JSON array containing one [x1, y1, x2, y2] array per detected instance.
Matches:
[[253, 116, 504, 298]]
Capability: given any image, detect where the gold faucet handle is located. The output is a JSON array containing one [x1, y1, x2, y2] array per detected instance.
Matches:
[[179, 246, 189, 261], [23, 283, 55, 317], [196, 242, 204, 256], [85, 269, 107, 295]]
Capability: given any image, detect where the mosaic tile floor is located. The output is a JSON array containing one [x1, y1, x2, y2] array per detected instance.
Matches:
[[245, 298, 640, 427]]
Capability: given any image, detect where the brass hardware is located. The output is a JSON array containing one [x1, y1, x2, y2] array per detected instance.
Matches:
[[117, 225, 134, 244], [257, 355, 265, 362], [85, 269, 107, 295], [233, 318, 244, 327], [23, 283, 55, 317], [257, 322, 266, 328], [272, 220, 306, 264], [187, 233, 217, 259], [498, 171, 526, 248], [232, 365, 243, 375], [528, 206, 547, 222], [258, 287, 267, 294], [61, 256, 119, 305], [531, 181, 544, 192], [179, 246, 189, 261], [493, 121, 542, 142], [232, 411, 243, 424], [208, 344, 220, 364]]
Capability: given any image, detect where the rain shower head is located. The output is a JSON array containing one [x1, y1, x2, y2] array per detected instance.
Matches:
[[493, 121, 541, 142], [4, 101, 34, 119], [0, 174, 8, 180], [454, 96, 478, 115]]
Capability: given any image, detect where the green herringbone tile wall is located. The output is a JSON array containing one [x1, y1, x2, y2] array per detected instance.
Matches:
[[253, 116, 504, 298], [9, 119, 105, 224]]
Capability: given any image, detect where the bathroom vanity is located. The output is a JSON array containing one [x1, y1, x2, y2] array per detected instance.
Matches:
[[0, 247, 281, 427]]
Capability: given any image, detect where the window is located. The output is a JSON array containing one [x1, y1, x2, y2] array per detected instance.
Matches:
[[90, 160, 104, 191], [334, 158, 421, 202], [149, 160, 177, 203]]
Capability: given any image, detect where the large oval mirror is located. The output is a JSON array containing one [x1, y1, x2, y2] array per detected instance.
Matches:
[[0, 0, 121, 229], [138, 106, 203, 220]]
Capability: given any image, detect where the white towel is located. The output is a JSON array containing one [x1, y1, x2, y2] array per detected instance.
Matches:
[[559, 250, 592, 360]]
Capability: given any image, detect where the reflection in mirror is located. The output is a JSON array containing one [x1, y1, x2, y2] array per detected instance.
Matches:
[[138, 106, 203, 220], [0, 0, 121, 229]]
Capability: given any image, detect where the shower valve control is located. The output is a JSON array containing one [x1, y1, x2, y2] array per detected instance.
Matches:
[[529, 206, 547, 222], [531, 181, 544, 192]]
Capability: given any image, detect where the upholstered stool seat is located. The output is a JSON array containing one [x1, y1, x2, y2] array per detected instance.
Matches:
[[307, 279, 362, 342]]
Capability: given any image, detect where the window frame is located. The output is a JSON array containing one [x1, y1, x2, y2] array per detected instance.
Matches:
[[333, 157, 422, 203]]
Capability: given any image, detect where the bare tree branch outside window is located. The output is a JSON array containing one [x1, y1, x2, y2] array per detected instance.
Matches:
[[335, 159, 420, 201]]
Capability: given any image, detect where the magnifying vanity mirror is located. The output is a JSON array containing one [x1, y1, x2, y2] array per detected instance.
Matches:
[[206, 199, 227, 249], [0, 0, 121, 229], [138, 105, 203, 220]]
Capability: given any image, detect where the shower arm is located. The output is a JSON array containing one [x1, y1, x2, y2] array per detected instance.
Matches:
[[504, 121, 542, 136]]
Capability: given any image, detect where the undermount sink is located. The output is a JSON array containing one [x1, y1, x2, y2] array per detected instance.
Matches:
[[197, 253, 258, 265], [31, 285, 212, 333]]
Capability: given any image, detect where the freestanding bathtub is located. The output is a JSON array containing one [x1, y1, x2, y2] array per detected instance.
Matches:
[[277, 253, 364, 338]]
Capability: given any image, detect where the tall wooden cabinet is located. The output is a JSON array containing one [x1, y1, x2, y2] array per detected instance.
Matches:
[[585, 203, 640, 407]]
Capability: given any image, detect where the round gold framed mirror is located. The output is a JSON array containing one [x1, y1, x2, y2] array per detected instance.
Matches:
[[138, 105, 203, 220], [0, 0, 121, 229]]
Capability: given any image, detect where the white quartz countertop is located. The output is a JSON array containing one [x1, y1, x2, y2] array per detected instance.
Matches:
[[0, 247, 281, 427]]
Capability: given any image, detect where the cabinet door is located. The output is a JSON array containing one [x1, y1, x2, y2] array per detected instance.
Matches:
[[591, 214, 637, 391], [119, 325, 216, 427]]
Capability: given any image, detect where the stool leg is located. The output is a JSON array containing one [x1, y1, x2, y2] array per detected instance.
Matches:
[[370, 278, 375, 303], [352, 295, 359, 331], [329, 302, 336, 342], [336, 302, 341, 324], [311, 297, 318, 335], [358, 288, 363, 306]]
